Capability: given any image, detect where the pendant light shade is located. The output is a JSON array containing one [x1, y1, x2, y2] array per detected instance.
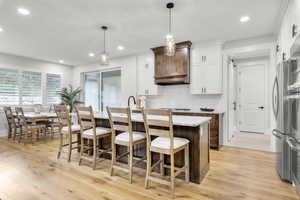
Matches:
[[100, 26, 109, 65], [165, 2, 175, 56]]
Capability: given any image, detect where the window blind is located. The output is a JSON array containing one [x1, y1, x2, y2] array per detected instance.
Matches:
[[0, 68, 19, 105], [46, 73, 62, 104], [21, 71, 42, 105]]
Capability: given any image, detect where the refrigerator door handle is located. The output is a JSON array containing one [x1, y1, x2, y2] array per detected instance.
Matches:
[[287, 137, 300, 151], [272, 77, 279, 118], [272, 129, 283, 139]]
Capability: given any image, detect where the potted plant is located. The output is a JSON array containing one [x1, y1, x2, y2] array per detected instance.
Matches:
[[57, 85, 83, 112]]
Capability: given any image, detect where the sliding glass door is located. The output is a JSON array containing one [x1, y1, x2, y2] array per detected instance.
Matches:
[[84, 69, 121, 112], [100, 70, 121, 111]]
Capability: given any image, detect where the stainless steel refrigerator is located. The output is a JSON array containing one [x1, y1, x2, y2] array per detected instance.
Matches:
[[285, 59, 300, 194], [272, 61, 291, 182]]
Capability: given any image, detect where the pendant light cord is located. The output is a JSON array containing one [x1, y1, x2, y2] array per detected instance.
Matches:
[[103, 29, 106, 53], [169, 8, 172, 34]]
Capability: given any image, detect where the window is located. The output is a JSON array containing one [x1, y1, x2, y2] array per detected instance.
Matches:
[[0, 68, 19, 105], [21, 71, 42, 105], [84, 69, 121, 112], [46, 73, 62, 104]]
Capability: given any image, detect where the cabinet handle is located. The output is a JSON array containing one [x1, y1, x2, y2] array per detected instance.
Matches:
[[282, 52, 286, 61], [292, 24, 298, 38], [276, 44, 280, 53]]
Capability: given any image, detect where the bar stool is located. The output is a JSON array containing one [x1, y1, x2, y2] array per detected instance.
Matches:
[[107, 107, 146, 183], [142, 109, 190, 197], [55, 105, 81, 162], [76, 106, 111, 170]]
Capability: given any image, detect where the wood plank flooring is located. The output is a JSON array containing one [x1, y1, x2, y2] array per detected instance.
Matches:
[[0, 137, 299, 200]]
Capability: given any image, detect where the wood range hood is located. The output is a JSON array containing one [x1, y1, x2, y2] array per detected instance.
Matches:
[[151, 41, 192, 85]]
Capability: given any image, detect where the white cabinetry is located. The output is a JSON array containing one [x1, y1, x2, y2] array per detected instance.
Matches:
[[190, 43, 223, 94], [277, 0, 300, 61], [137, 53, 158, 96]]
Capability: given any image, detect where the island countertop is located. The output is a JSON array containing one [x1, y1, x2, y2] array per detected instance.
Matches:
[[94, 112, 211, 127]]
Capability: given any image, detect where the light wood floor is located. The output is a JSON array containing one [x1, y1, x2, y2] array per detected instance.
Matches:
[[0, 137, 299, 200]]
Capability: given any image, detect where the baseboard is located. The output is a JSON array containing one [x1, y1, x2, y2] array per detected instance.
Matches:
[[0, 130, 8, 137]]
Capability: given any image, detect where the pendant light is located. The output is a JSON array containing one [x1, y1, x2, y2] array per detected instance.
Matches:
[[165, 2, 175, 56], [100, 26, 109, 65]]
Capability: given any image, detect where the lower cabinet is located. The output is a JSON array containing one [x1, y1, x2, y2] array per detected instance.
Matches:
[[173, 112, 223, 150]]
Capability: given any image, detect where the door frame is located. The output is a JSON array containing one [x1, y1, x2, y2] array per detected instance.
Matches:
[[235, 60, 269, 134]]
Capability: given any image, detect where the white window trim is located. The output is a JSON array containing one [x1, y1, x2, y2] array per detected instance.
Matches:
[[0, 67, 64, 106]]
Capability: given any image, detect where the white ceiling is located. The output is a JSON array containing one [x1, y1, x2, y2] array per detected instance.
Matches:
[[0, 0, 285, 66]]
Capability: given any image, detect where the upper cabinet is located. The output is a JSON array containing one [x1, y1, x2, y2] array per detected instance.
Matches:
[[190, 42, 223, 94], [151, 41, 192, 85], [137, 52, 158, 96], [277, 0, 300, 61]]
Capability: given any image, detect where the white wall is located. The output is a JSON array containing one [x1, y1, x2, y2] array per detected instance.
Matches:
[[0, 52, 73, 137], [72, 55, 137, 107]]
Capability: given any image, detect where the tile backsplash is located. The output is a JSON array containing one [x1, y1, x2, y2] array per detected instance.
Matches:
[[145, 85, 223, 110]]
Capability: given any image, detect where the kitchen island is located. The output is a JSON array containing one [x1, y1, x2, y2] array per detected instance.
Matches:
[[95, 112, 211, 184]]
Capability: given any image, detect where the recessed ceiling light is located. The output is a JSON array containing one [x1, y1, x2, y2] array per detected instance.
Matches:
[[17, 7, 30, 16], [240, 16, 250, 23], [0, 27, 3, 32], [59, 60, 64, 64], [89, 52, 95, 57], [117, 45, 124, 51]]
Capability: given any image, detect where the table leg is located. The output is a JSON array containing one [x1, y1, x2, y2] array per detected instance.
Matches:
[[32, 119, 38, 141]]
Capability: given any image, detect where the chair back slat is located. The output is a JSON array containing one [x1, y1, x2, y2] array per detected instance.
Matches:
[[148, 128, 169, 137], [142, 109, 174, 150], [113, 124, 129, 132], [146, 119, 170, 127], [111, 116, 129, 124]]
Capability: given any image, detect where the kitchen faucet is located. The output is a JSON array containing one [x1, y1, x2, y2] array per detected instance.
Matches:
[[128, 96, 136, 107]]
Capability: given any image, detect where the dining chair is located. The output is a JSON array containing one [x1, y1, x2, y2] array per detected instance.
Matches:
[[3, 106, 20, 140], [15, 107, 46, 144], [142, 109, 190, 197], [54, 105, 81, 162], [107, 107, 146, 183], [76, 106, 111, 169]]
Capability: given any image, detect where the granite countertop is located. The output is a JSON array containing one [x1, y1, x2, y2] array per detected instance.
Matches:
[[94, 112, 211, 127]]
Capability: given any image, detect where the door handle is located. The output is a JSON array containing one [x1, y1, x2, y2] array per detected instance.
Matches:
[[258, 106, 264, 110], [287, 137, 300, 151], [272, 129, 282, 139]]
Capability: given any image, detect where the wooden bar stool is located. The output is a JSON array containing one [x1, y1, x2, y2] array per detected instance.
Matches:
[[76, 106, 111, 170], [107, 107, 146, 183], [54, 105, 81, 162], [142, 109, 190, 197]]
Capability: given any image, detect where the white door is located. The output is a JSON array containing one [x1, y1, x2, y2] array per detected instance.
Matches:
[[238, 64, 266, 133]]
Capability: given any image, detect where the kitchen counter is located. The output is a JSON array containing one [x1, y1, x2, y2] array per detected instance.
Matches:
[[95, 112, 211, 184], [95, 112, 211, 127]]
